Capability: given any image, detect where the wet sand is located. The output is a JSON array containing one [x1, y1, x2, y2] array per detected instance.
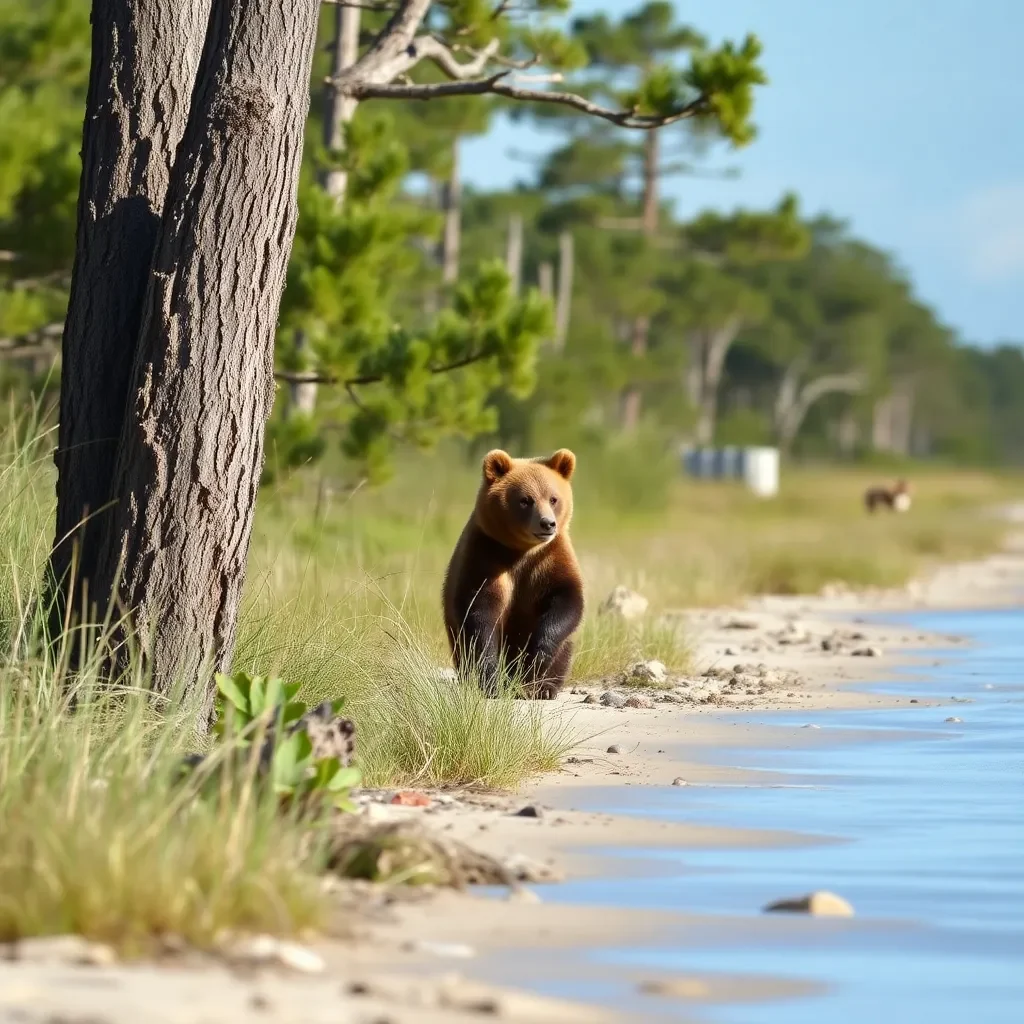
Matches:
[[2, 516, 1021, 1022]]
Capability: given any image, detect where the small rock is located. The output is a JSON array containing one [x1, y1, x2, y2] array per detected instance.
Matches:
[[909, 699, 919, 704], [9, 935, 117, 967], [225, 935, 325, 973], [582, 693, 598, 704], [639, 978, 711, 999], [405, 939, 475, 959], [514, 805, 542, 819], [607, 744, 624, 754], [599, 585, 649, 621], [391, 790, 431, 807], [600, 690, 627, 708], [506, 888, 542, 905], [503, 854, 564, 883], [672, 778, 688, 787], [723, 647, 737, 656], [945, 716, 962, 723], [624, 694, 653, 709], [624, 660, 667, 685], [851, 646, 882, 658], [763, 891, 854, 917], [802, 723, 820, 729]]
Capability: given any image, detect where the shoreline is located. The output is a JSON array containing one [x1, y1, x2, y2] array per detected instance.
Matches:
[[337, 512, 1024, 1020], [2, 520, 1021, 1023]]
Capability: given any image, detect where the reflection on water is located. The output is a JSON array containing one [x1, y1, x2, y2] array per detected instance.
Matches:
[[554, 609, 1024, 1023]]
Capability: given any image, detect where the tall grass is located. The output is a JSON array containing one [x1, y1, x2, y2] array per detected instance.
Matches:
[[0, 412, 1016, 943]]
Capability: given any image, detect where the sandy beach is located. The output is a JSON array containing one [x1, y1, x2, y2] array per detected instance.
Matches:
[[2, 513, 1021, 1023]]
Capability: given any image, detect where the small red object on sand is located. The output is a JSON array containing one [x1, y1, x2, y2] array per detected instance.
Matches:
[[390, 790, 431, 807]]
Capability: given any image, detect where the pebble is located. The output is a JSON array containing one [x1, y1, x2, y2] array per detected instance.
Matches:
[[582, 693, 598, 704], [801, 724, 821, 729], [851, 646, 882, 657], [514, 805, 542, 819], [8, 935, 117, 967], [639, 978, 711, 999], [945, 716, 962, 723], [606, 744, 624, 754], [763, 890, 855, 917], [625, 660, 668, 685], [624, 694, 653, 709], [599, 585, 649, 621], [672, 778, 688, 787], [506, 888, 542, 905], [405, 939, 476, 959], [224, 934, 325, 974], [723, 647, 736, 656], [600, 690, 627, 708]]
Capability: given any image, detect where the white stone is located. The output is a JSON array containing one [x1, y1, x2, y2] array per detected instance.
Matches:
[[599, 586, 649, 621]]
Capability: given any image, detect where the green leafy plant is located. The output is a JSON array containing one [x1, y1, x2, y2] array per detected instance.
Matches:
[[212, 671, 361, 813]]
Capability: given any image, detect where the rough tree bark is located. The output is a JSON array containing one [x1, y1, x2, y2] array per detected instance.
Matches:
[[94, 0, 322, 719], [621, 128, 661, 431], [45, 1, 212, 637]]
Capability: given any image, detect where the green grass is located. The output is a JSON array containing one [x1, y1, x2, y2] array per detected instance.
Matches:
[[0, 414, 1019, 946]]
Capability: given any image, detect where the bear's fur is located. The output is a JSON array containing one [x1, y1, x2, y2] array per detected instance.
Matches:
[[864, 478, 911, 513], [442, 448, 584, 699]]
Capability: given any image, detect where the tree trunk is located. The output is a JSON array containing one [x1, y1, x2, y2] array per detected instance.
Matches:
[[554, 230, 574, 352], [287, 332, 318, 417], [621, 127, 660, 430], [289, 3, 361, 419], [691, 318, 742, 446], [505, 213, 523, 296], [322, 4, 361, 202], [774, 370, 866, 453], [95, 0, 321, 722], [538, 260, 553, 299], [439, 139, 461, 285], [45, 1, 211, 639]]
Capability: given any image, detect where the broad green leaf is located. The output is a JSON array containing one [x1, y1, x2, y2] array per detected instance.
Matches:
[[215, 672, 251, 715]]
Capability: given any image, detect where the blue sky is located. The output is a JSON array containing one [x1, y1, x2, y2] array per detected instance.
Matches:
[[461, 0, 1024, 346]]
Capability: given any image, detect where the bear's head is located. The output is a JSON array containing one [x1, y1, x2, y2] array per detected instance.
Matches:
[[475, 448, 576, 551]]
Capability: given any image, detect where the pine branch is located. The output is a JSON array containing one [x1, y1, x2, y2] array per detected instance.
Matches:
[[349, 74, 711, 128]]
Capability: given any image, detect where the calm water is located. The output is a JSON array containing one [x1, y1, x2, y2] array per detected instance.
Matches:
[[536, 608, 1024, 1023]]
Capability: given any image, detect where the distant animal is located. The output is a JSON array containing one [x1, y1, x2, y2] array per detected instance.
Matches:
[[864, 479, 911, 513], [442, 448, 584, 700]]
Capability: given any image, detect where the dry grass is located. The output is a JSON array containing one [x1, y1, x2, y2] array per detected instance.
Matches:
[[0, 417, 1017, 944]]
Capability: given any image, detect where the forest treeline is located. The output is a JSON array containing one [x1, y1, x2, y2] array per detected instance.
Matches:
[[2, 0, 1021, 481]]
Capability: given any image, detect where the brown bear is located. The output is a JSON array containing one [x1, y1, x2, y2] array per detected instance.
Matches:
[[442, 448, 584, 699]]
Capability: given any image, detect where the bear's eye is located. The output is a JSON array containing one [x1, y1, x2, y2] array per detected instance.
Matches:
[[519, 496, 534, 508], [550, 496, 559, 506]]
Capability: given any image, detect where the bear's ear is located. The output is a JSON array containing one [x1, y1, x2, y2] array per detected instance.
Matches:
[[545, 448, 576, 480], [482, 449, 514, 484]]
